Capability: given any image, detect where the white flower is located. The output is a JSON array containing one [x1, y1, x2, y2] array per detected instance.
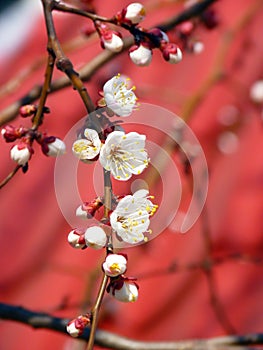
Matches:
[[72, 128, 101, 161], [162, 43, 183, 64], [110, 189, 157, 244], [102, 33, 123, 53], [84, 226, 107, 249], [250, 80, 263, 103], [47, 137, 66, 156], [102, 254, 127, 277], [129, 44, 152, 66], [75, 205, 88, 219], [10, 143, 31, 165], [109, 281, 139, 302], [125, 3, 146, 24], [103, 74, 138, 117], [68, 229, 86, 249], [99, 131, 149, 181]]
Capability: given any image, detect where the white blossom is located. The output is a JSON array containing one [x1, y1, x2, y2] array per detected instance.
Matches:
[[102, 33, 123, 53], [72, 128, 101, 161], [162, 44, 183, 64], [109, 281, 139, 302], [67, 229, 86, 249], [10, 143, 31, 165], [47, 137, 66, 157], [129, 44, 152, 66], [125, 3, 146, 24], [250, 80, 263, 103], [75, 205, 88, 219], [99, 131, 149, 181], [103, 74, 138, 117], [102, 254, 127, 277], [84, 226, 107, 249], [110, 189, 157, 244]]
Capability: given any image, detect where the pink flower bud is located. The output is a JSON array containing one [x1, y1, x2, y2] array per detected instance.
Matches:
[[102, 254, 127, 277], [162, 43, 183, 64], [1, 125, 28, 142], [66, 314, 91, 338], [124, 3, 146, 24], [10, 143, 32, 166], [129, 44, 152, 66], [19, 104, 37, 118], [68, 229, 86, 249]]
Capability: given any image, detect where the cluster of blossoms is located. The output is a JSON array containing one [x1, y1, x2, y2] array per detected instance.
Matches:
[[95, 3, 183, 66], [67, 253, 138, 337], [1, 106, 66, 168], [66, 74, 158, 337]]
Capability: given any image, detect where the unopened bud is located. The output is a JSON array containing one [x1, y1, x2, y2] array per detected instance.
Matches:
[[45, 137, 66, 157], [66, 314, 91, 338], [1, 125, 28, 142], [68, 229, 86, 249], [100, 27, 123, 53], [129, 44, 152, 66], [162, 43, 183, 64], [124, 3, 146, 24], [107, 276, 139, 303], [19, 105, 37, 118], [10, 143, 33, 166], [84, 226, 107, 249]]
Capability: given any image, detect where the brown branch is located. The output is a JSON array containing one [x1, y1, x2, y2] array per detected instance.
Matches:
[[1, 302, 263, 350], [0, 0, 217, 126], [41, 0, 95, 114]]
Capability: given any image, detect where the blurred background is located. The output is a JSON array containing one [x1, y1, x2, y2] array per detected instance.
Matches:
[[0, 0, 263, 349]]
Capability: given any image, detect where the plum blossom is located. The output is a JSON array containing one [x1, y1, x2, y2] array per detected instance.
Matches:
[[110, 189, 158, 244], [162, 43, 183, 64], [41, 137, 66, 157], [124, 3, 146, 24], [67, 229, 86, 249], [72, 128, 101, 161], [10, 143, 32, 165], [101, 32, 123, 53], [107, 276, 139, 302], [103, 74, 138, 117], [102, 254, 127, 277], [67, 314, 91, 337], [129, 44, 152, 66], [99, 131, 149, 181], [84, 226, 107, 249]]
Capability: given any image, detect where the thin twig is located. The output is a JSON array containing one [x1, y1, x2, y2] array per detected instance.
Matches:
[[31, 49, 55, 130], [87, 274, 109, 350], [0, 0, 217, 126]]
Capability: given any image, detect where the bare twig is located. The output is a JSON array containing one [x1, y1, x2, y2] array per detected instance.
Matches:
[[1, 302, 263, 350], [0, 0, 217, 126]]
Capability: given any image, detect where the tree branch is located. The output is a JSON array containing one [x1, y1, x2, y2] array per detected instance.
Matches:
[[1, 302, 263, 350], [0, 0, 217, 126]]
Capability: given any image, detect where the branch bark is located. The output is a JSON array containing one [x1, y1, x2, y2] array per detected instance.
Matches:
[[1, 302, 263, 350]]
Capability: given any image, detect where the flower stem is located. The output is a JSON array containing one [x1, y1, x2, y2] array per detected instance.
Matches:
[[86, 274, 109, 350]]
